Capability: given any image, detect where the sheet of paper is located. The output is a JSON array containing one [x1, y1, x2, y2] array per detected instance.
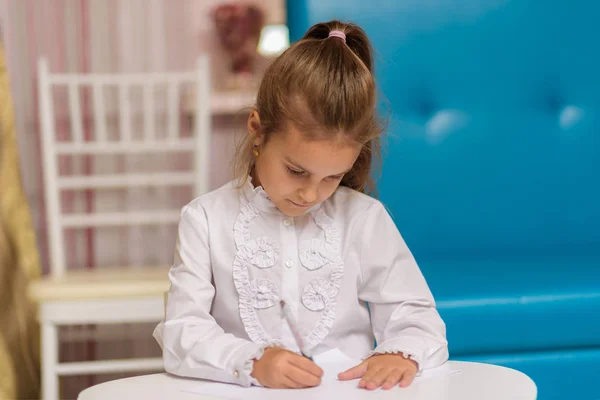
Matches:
[[181, 349, 461, 399], [416, 362, 462, 382], [313, 347, 359, 381]]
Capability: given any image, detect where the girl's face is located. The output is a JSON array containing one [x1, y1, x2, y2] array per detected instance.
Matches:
[[249, 113, 360, 217]]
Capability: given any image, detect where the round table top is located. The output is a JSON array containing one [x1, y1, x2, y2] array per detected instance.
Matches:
[[78, 361, 537, 400]]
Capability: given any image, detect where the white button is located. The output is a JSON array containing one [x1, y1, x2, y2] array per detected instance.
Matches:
[[233, 370, 239, 377], [283, 218, 292, 227], [285, 260, 294, 268]]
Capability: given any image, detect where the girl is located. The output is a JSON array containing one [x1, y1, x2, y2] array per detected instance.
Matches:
[[154, 20, 448, 391]]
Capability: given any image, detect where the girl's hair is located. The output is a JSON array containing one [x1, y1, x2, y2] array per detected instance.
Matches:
[[233, 20, 383, 194]]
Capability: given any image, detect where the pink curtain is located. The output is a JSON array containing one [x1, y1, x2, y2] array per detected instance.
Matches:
[[0, 0, 284, 396], [1, 0, 284, 272], [1, 0, 199, 273], [1, 1, 201, 395]]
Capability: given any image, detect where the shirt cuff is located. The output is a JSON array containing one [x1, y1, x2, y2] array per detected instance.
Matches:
[[233, 342, 282, 387], [366, 340, 428, 375], [232, 343, 266, 387]]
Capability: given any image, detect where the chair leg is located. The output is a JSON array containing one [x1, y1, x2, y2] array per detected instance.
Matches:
[[42, 322, 59, 400]]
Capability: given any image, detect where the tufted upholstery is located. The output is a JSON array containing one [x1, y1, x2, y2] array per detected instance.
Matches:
[[287, 1, 600, 399]]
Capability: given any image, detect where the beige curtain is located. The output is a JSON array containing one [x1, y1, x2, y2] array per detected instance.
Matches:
[[0, 44, 41, 400]]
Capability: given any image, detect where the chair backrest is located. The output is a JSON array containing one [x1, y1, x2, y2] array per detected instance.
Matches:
[[38, 56, 211, 277]]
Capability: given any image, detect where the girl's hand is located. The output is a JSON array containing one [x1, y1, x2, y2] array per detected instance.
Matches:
[[251, 347, 323, 388], [338, 353, 418, 390]]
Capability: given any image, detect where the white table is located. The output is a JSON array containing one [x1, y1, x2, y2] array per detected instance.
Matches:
[[78, 361, 537, 400]]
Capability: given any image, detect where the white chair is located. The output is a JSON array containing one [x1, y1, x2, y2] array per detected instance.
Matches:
[[29, 56, 211, 400]]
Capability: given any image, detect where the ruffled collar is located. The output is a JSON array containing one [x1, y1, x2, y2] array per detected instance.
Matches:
[[240, 177, 278, 213], [240, 177, 322, 215]]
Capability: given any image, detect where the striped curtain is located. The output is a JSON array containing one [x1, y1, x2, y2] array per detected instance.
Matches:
[[1, 0, 199, 272], [0, 0, 284, 396], [1, 1, 201, 396], [1, 0, 284, 271]]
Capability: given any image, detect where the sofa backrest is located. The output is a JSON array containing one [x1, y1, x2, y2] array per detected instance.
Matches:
[[287, 0, 600, 259]]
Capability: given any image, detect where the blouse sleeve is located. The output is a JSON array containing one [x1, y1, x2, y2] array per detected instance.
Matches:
[[357, 201, 449, 372], [153, 204, 263, 386]]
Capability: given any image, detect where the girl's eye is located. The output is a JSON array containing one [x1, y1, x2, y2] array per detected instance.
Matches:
[[287, 167, 305, 176], [328, 174, 344, 181]]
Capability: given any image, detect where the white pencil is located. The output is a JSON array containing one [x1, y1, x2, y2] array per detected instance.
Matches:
[[279, 300, 313, 360]]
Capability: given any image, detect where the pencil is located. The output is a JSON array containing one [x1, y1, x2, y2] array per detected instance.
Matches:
[[279, 300, 313, 360]]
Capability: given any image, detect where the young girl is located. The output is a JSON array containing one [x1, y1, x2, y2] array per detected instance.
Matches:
[[154, 20, 448, 391]]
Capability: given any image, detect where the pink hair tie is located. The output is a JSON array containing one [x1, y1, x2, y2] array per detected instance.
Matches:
[[328, 30, 346, 43]]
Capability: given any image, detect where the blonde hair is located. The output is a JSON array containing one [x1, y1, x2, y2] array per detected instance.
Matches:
[[233, 20, 383, 194]]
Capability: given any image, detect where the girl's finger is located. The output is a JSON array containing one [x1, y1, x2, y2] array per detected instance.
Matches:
[[338, 362, 368, 381], [288, 354, 324, 378], [382, 369, 403, 390], [280, 372, 306, 389], [286, 364, 322, 387], [364, 367, 391, 390], [399, 368, 417, 388], [359, 365, 382, 389]]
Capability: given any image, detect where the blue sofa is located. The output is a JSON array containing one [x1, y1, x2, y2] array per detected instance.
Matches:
[[287, 1, 600, 399]]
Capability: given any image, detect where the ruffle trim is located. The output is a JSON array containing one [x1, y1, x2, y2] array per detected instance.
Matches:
[[250, 278, 279, 309], [243, 346, 265, 387], [301, 278, 336, 311], [300, 208, 345, 350], [242, 236, 280, 269], [233, 202, 260, 246], [233, 254, 272, 344], [233, 187, 345, 351], [299, 238, 336, 271]]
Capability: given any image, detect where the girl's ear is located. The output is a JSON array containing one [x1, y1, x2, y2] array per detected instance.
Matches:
[[247, 109, 264, 146]]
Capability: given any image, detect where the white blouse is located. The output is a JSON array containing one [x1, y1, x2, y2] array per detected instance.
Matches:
[[153, 180, 448, 387]]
